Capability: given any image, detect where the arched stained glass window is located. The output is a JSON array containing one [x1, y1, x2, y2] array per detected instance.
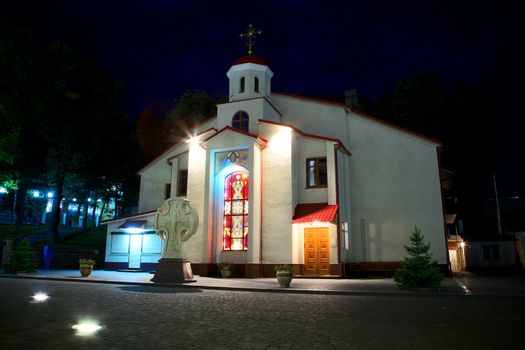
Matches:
[[223, 172, 249, 251], [232, 111, 249, 132], [239, 77, 245, 93]]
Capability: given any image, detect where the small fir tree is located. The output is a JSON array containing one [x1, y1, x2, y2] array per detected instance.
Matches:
[[394, 226, 444, 288], [6, 239, 38, 273]]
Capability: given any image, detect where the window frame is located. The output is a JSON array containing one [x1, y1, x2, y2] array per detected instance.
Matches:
[[306, 157, 328, 189], [254, 76, 259, 93], [239, 76, 245, 93], [177, 169, 188, 197], [232, 111, 249, 132], [164, 183, 171, 200], [222, 172, 249, 251]]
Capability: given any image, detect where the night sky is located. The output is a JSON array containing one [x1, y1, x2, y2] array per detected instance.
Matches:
[[3, 0, 524, 195]]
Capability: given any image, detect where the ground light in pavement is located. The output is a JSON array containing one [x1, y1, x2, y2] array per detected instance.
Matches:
[[31, 292, 50, 303], [71, 320, 103, 336]]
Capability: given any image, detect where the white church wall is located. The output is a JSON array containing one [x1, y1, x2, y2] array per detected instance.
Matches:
[[183, 141, 207, 262], [296, 137, 329, 204], [200, 131, 264, 265], [337, 151, 352, 262], [347, 113, 446, 264], [271, 94, 349, 148], [217, 98, 279, 133], [169, 153, 189, 197], [248, 145, 262, 264], [137, 142, 192, 212], [259, 123, 294, 263], [227, 62, 273, 101]]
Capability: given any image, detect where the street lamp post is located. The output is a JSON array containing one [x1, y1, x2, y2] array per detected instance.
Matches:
[[492, 174, 503, 235]]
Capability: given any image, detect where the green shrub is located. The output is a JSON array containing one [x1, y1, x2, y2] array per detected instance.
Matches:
[[218, 261, 234, 271], [274, 264, 294, 273], [6, 239, 39, 273], [393, 226, 444, 288]]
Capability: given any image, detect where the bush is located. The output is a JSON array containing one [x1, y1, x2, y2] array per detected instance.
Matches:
[[274, 264, 294, 273], [5, 239, 38, 273], [218, 261, 234, 271], [393, 226, 444, 288]]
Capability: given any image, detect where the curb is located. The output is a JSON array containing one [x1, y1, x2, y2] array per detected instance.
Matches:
[[0, 273, 468, 298]]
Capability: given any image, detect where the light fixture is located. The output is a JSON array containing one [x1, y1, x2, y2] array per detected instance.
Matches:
[[32, 292, 49, 302], [125, 227, 144, 234], [47, 192, 53, 198], [72, 320, 103, 336], [33, 191, 40, 198], [186, 135, 200, 145]]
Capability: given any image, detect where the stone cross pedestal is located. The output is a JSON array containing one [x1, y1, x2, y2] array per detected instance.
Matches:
[[151, 198, 198, 283]]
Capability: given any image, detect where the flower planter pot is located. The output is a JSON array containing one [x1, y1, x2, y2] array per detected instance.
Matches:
[[220, 268, 232, 278], [276, 270, 293, 287], [79, 264, 93, 277]]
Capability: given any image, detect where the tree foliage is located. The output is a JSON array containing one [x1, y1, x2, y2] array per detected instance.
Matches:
[[0, 23, 137, 244], [393, 226, 444, 288], [6, 239, 38, 273]]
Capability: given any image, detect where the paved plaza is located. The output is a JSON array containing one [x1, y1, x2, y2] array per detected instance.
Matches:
[[1, 271, 524, 349]]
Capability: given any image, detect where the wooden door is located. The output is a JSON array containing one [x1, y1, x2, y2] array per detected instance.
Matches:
[[304, 228, 330, 275]]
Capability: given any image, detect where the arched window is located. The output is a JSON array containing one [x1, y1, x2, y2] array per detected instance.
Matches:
[[254, 77, 260, 93], [232, 111, 249, 132], [223, 172, 249, 251], [239, 77, 245, 93]]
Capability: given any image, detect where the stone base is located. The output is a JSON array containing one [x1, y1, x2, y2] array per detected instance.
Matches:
[[151, 258, 196, 283]]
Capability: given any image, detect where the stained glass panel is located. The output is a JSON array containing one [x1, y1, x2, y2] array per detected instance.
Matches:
[[232, 200, 243, 214], [223, 172, 249, 251]]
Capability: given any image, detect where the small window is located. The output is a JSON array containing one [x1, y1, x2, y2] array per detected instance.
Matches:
[[306, 157, 327, 188], [177, 169, 188, 196], [232, 111, 249, 132], [164, 183, 171, 200], [482, 244, 500, 261], [254, 77, 260, 93], [239, 77, 245, 93]]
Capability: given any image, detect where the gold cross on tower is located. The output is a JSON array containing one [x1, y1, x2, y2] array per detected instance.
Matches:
[[239, 23, 262, 56]]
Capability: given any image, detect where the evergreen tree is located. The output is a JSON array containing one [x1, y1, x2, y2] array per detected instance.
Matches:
[[394, 226, 444, 288]]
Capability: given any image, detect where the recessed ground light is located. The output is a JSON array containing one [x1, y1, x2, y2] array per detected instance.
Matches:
[[32, 292, 49, 302], [72, 320, 103, 336]]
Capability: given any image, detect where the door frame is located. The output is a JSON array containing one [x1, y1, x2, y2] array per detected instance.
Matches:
[[303, 227, 330, 275]]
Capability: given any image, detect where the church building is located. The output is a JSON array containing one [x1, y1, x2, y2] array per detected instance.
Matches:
[[102, 29, 448, 277]]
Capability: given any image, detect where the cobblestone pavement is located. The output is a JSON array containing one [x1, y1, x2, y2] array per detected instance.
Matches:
[[1, 278, 524, 350], [0, 269, 466, 296]]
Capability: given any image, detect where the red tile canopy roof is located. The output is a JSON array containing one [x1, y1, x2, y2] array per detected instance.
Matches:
[[233, 55, 267, 66], [118, 220, 147, 229], [292, 203, 338, 223]]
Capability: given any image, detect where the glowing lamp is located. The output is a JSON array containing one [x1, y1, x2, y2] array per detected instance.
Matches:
[[47, 192, 53, 198], [125, 227, 144, 234], [187, 136, 200, 146], [32, 292, 49, 302], [72, 320, 102, 336], [33, 191, 40, 198], [0, 187, 7, 194]]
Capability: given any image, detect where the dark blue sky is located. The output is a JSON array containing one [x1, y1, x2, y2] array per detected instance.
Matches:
[[3, 0, 525, 194]]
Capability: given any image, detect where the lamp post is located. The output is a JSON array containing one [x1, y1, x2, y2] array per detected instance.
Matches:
[[492, 174, 503, 235]]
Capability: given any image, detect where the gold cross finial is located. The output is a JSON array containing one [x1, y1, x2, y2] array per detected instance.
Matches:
[[239, 23, 262, 55]]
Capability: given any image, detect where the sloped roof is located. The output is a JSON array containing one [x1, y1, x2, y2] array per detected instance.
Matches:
[[272, 92, 442, 146], [292, 203, 338, 223]]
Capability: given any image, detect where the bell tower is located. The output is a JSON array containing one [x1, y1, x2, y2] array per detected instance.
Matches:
[[226, 24, 273, 102]]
